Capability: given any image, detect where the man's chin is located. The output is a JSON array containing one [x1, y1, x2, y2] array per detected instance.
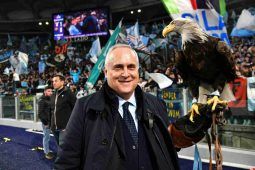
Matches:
[[117, 87, 134, 96], [119, 88, 132, 94]]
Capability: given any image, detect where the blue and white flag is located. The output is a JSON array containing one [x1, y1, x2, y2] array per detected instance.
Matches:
[[89, 37, 101, 63], [126, 21, 139, 37], [126, 21, 150, 52], [236, 8, 255, 31], [161, 0, 230, 44], [193, 144, 202, 170], [126, 21, 140, 46], [230, 28, 255, 37], [27, 37, 39, 56], [140, 35, 150, 46], [9, 51, 28, 74], [231, 8, 255, 37], [7, 34, 12, 46], [19, 36, 27, 53], [38, 61, 46, 74], [247, 77, 255, 111], [0, 50, 13, 63]]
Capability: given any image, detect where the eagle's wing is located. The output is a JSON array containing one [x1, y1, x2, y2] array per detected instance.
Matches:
[[175, 50, 200, 98], [216, 41, 236, 82]]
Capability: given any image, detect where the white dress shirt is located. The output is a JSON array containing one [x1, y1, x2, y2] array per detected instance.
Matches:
[[117, 92, 138, 132]]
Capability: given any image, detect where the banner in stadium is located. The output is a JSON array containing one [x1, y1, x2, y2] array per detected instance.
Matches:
[[161, 0, 230, 44], [157, 88, 184, 123], [45, 39, 70, 68], [55, 40, 70, 54], [86, 19, 122, 87], [19, 95, 34, 111], [228, 77, 247, 108], [247, 77, 255, 111]]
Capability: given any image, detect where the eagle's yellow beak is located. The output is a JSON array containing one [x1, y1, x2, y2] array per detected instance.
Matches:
[[162, 24, 175, 37]]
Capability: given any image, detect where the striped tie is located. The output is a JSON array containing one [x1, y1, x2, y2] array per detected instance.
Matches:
[[122, 102, 138, 146]]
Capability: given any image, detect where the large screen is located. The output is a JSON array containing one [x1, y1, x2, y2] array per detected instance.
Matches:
[[53, 7, 109, 40]]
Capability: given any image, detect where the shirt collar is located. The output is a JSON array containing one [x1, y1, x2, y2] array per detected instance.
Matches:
[[117, 92, 136, 107]]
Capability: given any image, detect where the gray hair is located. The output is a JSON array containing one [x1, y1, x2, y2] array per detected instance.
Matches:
[[104, 44, 139, 69]]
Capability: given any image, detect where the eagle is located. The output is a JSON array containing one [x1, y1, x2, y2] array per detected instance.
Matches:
[[162, 18, 236, 122]]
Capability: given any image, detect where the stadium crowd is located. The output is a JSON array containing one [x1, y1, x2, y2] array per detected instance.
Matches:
[[0, 22, 254, 99]]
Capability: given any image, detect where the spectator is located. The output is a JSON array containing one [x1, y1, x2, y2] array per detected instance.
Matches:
[[38, 86, 54, 159], [50, 74, 76, 145], [76, 86, 87, 99], [69, 67, 81, 85], [12, 69, 20, 94]]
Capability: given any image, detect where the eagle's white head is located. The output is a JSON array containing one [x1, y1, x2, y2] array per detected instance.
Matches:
[[162, 18, 208, 49]]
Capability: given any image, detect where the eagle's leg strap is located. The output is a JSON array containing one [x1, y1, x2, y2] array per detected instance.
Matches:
[[205, 131, 212, 170], [215, 139, 222, 170], [212, 113, 223, 170]]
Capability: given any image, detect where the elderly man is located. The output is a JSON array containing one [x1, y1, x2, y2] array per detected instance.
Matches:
[[54, 44, 211, 170]]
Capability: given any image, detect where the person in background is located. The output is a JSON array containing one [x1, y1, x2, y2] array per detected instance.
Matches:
[[76, 86, 87, 99], [70, 67, 81, 85], [50, 74, 76, 146], [38, 86, 54, 159], [82, 11, 100, 33], [68, 15, 83, 36], [12, 69, 20, 94]]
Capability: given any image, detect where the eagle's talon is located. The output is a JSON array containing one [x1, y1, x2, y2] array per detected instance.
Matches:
[[189, 114, 194, 123], [189, 103, 200, 122], [207, 96, 227, 111]]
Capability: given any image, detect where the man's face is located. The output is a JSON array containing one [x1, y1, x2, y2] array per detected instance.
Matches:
[[44, 89, 53, 97], [104, 47, 139, 100], [52, 77, 64, 90]]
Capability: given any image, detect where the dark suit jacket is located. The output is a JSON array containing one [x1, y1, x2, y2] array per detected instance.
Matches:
[[54, 83, 211, 169]]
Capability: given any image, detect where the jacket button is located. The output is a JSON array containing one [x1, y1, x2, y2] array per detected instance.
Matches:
[[101, 139, 108, 145]]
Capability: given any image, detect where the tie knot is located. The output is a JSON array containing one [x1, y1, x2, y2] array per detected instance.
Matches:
[[122, 102, 130, 111]]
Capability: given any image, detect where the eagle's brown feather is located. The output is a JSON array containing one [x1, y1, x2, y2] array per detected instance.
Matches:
[[163, 18, 236, 98]]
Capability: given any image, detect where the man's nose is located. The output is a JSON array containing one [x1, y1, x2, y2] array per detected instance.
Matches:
[[122, 67, 129, 77]]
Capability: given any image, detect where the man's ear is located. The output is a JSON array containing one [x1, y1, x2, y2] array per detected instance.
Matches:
[[103, 69, 107, 78]]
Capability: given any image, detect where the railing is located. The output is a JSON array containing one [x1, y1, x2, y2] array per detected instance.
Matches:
[[0, 87, 254, 152], [1, 96, 15, 119], [0, 95, 37, 121], [0, 94, 41, 129]]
